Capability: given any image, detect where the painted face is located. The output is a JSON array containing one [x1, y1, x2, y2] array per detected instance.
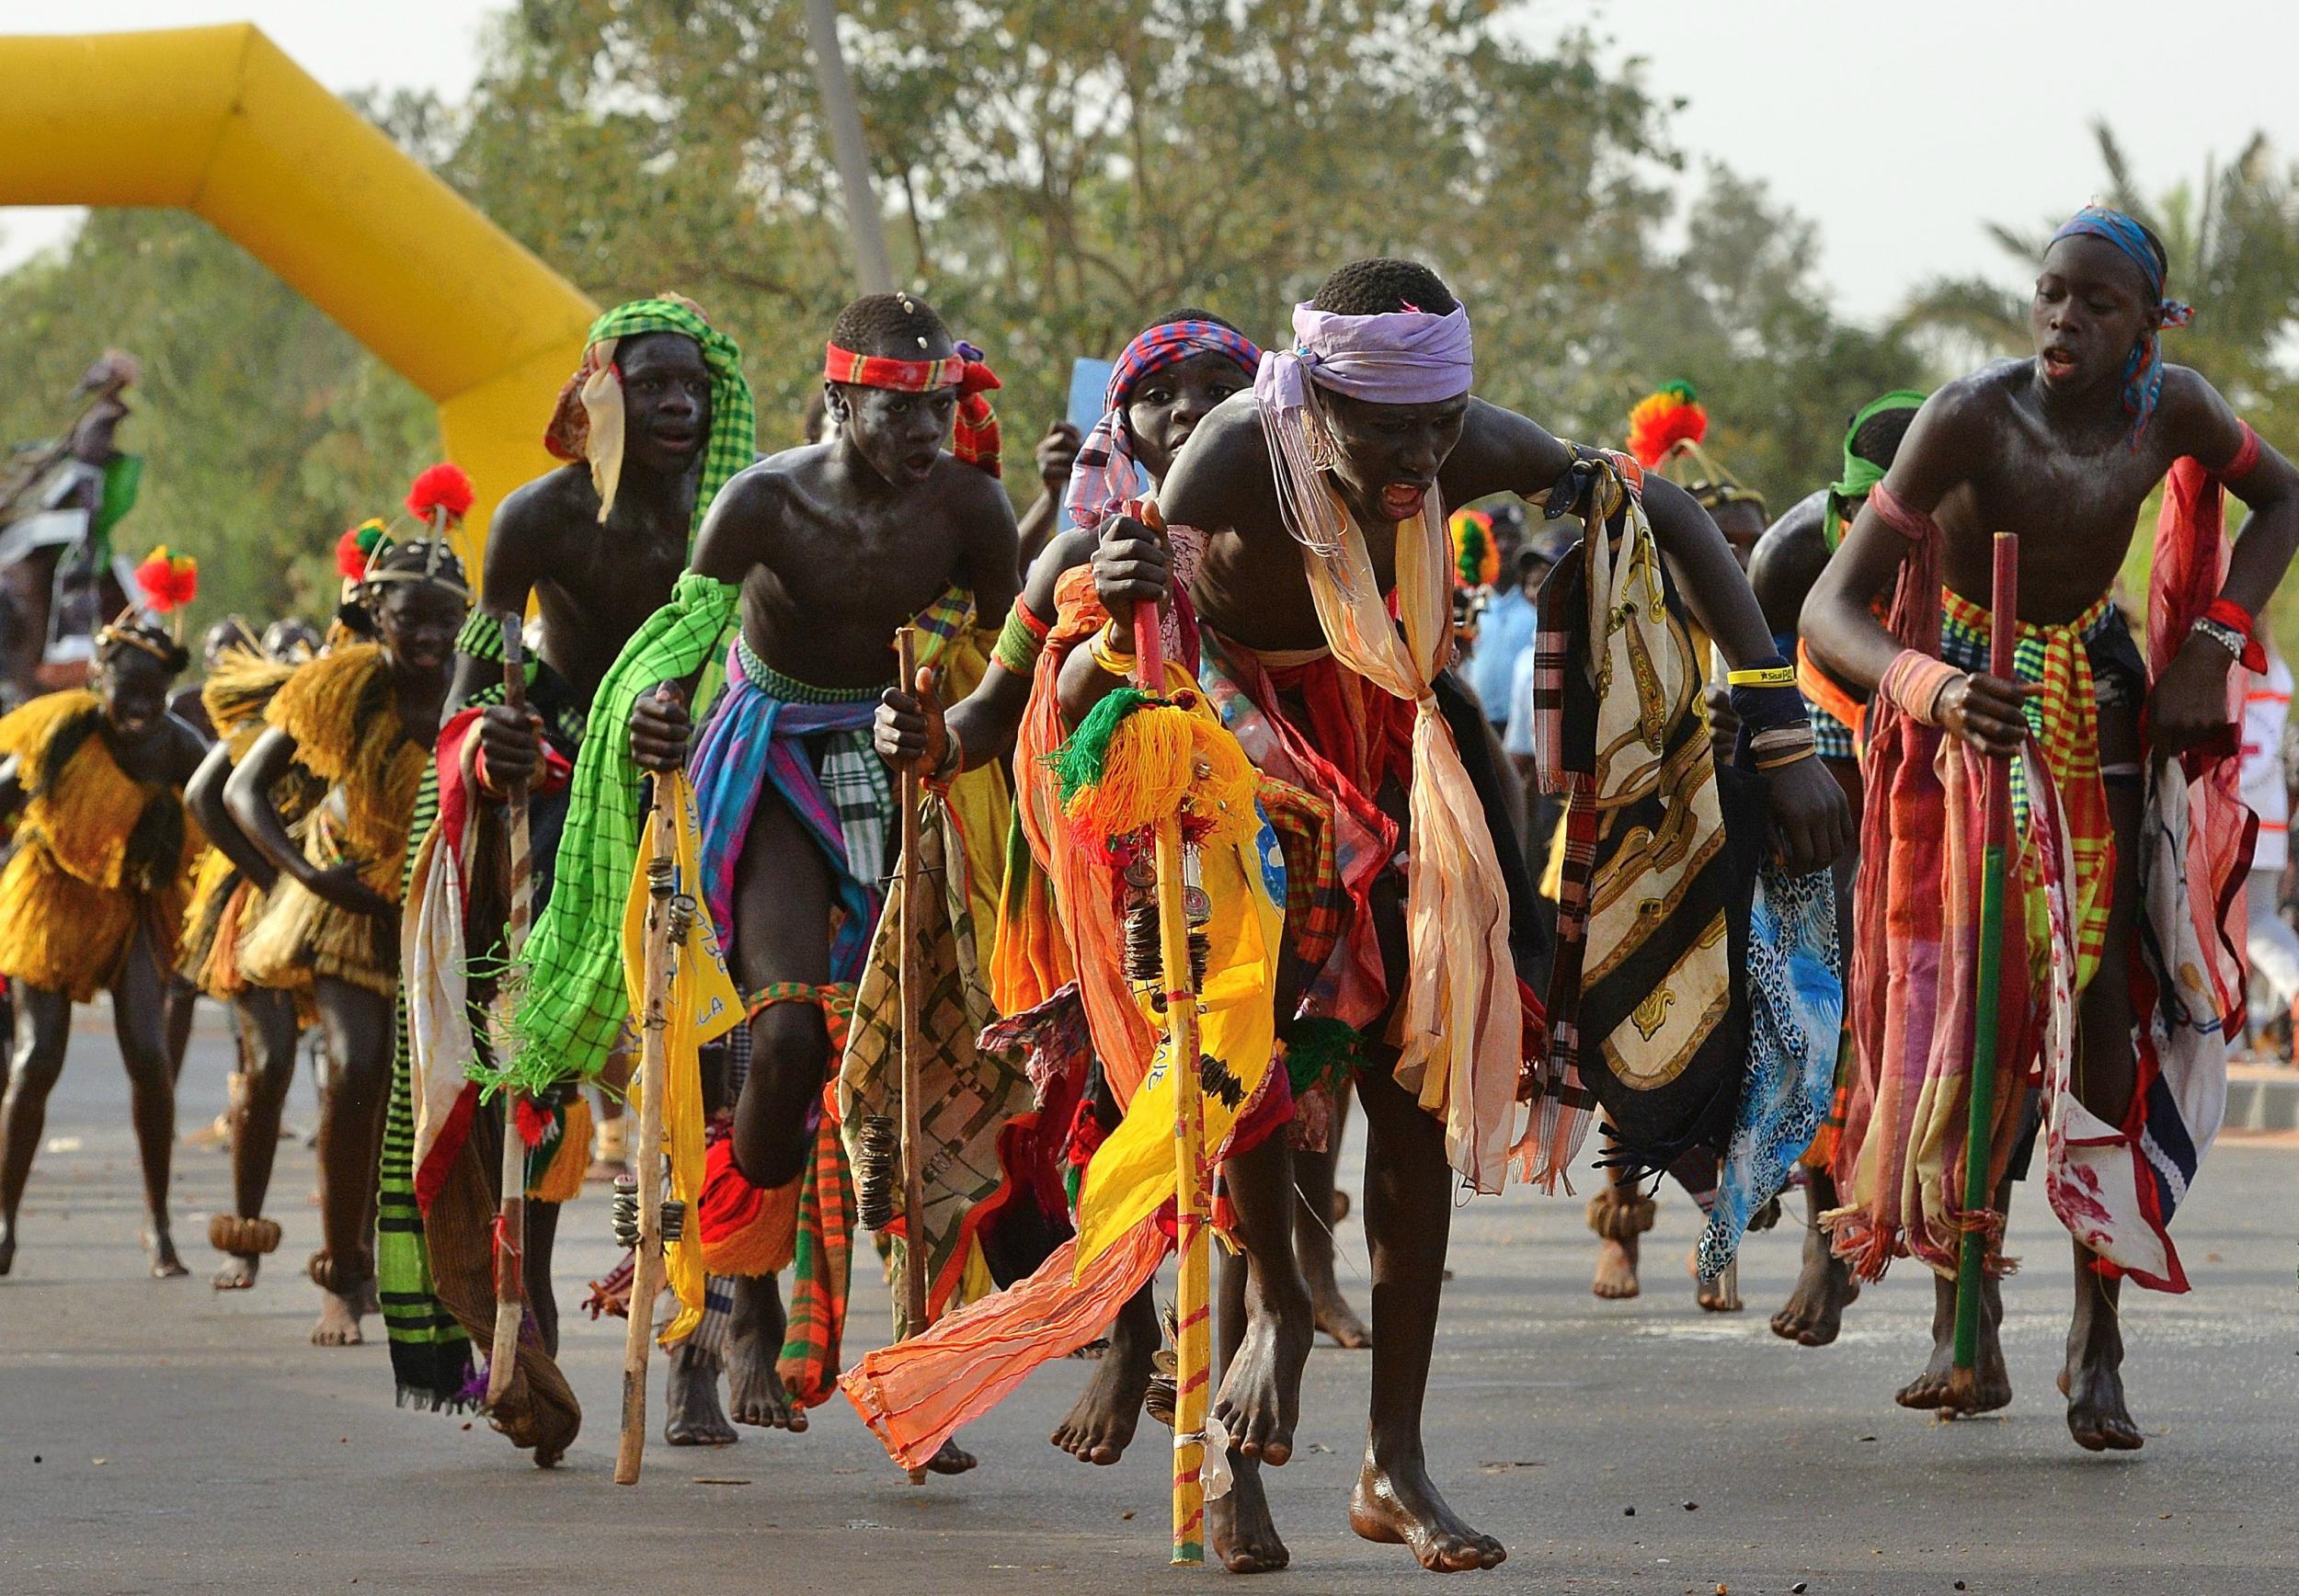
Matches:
[[372, 579, 465, 676], [2030, 234, 2155, 397], [1123, 349, 1252, 486], [1709, 498, 1768, 572], [617, 333, 714, 479], [97, 648, 172, 739], [1317, 388, 1471, 527]]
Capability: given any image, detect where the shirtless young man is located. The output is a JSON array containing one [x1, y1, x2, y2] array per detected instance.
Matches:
[[1092, 258, 1848, 1572], [1804, 208, 2299, 1450], [1746, 389, 1923, 1348], [621, 292, 1018, 1465], [381, 297, 757, 1450]]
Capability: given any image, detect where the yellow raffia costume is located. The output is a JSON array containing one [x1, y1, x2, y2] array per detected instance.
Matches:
[[236, 644, 428, 997], [177, 647, 323, 1003], [0, 691, 201, 1003]]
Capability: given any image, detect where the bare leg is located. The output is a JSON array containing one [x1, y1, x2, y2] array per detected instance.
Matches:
[[309, 975, 391, 1342], [1769, 1170, 1860, 1345], [727, 794, 835, 1192], [1050, 1282, 1156, 1464], [0, 984, 72, 1276], [1587, 1158, 1651, 1301], [524, 1192, 562, 1357], [589, 1046, 633, 1182], [162, 975, 197, 1088], [1294, 1080, 1370, 1349], [725, 1271, 804, 1431], [1898, 1268, 2007, 1414], [1208, 1133, 1312, 1575], [665, 1325, 738, 1446], [111, 933, 186, 1277], [2063, 767, 2145, 1451], [1347, 1064, 1505, 1571], [212, 988, 298, 1290]]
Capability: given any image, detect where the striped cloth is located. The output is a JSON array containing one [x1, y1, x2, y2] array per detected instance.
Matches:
[[822, 341, 1001, 476]]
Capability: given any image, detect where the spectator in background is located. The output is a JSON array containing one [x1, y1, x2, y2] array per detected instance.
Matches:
[[2242, 634, 2298, 1057]]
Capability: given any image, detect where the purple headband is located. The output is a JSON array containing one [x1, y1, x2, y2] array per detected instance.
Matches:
[[1255, 301, 1472, 555]]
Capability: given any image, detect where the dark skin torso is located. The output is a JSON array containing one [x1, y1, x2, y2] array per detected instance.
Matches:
[[460, 462, 692, 712], [1746, 490, 1830, 639], [701, 445, 1021, 689]]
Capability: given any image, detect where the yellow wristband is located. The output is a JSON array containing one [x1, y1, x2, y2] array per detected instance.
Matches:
[[1726, 666, 1798, 689], [1090, 625, 1137, 677]]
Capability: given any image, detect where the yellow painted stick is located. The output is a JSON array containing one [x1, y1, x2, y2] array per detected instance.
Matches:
[[613, 787, 678, 1486]]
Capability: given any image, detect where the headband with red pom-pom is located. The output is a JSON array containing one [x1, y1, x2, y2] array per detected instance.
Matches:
[[337, 464, 474, 603], [120, 545, 200, 645]]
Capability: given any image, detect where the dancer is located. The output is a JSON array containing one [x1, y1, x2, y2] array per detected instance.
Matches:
[[182, 629, 315, 1290], [874, 311, 1333, 1449], [855, 258, 1846, 1574], [499, 292, 1014, 1464], [1804, 207, 2299, 1448], [0, 609, 203, 1277], [386, 296, 755, 1460], [1748, 388, 1924, 1346], [227, 484, 471, 1344]]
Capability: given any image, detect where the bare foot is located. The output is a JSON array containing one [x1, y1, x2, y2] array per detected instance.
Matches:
[[1050, 1295, 1154, 1463], [0, 1226, 14, 1276], [310, 1289, 365, 1346], [145, 1228, 189, 1280], [1591, 1234, 1640, 1299], [726, 1274, 806, 1431], [1349, 1453, 1506, 1571], [212, 1254, 259, 1291], [1770, 1220, 1860, 1346], [2062, 1261, 2142, 1451], [925, 1434, 978, 1475], [1211, 1281, 1312, 1466], [1301, 1241, 1371, 1349], [663, 1340, 738, 1446], [1208, 1455, 1289, 1573], [1693, 1253, 1743, 1313], [1897, 1273, 2007, 1414]]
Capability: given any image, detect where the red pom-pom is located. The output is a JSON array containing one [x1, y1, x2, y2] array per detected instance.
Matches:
[[336, 520, 385, 580], [133, 546, 199, 613], [513, 1093, 554, 1149], [1626, 382, 1708, 468], [406, 462, 475, 525]]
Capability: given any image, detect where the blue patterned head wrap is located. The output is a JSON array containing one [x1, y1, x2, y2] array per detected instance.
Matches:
[[2048, 206, 2192, 443]]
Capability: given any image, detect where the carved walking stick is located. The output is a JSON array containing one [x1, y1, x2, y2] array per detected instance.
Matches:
[[484, 617, 534, 1408]]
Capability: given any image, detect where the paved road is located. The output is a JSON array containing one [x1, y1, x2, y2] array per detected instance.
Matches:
[[4, 1011, 2296, 1594]]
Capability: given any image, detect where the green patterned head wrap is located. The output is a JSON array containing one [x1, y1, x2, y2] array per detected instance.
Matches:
[[544, 295, 758, 545], [1822, 389, 1927, 553]]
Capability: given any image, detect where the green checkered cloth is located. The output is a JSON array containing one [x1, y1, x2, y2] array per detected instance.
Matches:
[[583, 298, 757, 543], [489, 573, 743, 1095]]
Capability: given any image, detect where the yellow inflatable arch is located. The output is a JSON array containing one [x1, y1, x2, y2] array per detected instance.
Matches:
[[0, 23, 600, 556]]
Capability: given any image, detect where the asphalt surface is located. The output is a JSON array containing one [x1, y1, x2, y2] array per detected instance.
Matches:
[[3, 1009, 2296, 1594]]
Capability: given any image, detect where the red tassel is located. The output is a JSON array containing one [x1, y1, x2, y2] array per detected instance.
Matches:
[[512, 1093, 554, 1149], [336, 521, 385, 580], [132, 546, 199, 613], [405, 462, 475, 525]]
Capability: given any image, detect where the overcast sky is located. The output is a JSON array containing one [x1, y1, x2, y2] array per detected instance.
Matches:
[[5, 1, 2295, 325]]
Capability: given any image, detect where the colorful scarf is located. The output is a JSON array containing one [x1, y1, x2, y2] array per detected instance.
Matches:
[[1247, 298, 1520, 1191], [2049, 206, 2192, 443], [543, 296, 757, 539], [1829, 456, 2252, 1292], [823, 340, 1002, 476], [1822, 390, 1927, 553], [1527, 450, 1747, 1184], [1063, 319, 1263, 531]]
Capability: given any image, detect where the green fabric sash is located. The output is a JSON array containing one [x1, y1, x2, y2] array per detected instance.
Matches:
[[1822, 389, 1927, 553], [584, 299, 757, 543], [491, 573, 742, 1093]]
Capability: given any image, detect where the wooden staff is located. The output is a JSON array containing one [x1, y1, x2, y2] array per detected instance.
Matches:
[[484, 618, 534, 1409], [1134, 600, 1209, 1567], [895, 628, 929, 1345], [893, 627, 932, 1488], [614, 775, 680, 1486], [1949, 531, 2018, 1406]]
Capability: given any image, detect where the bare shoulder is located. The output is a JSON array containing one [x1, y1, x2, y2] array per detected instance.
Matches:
[[489, 464, 593, 550], [932, 455, 1020, 519], [1445, 399, 1570, 502], [1747, 491, 1830, 633], [163, 715, 208, 783], [1158, 393, 1270, 525]]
